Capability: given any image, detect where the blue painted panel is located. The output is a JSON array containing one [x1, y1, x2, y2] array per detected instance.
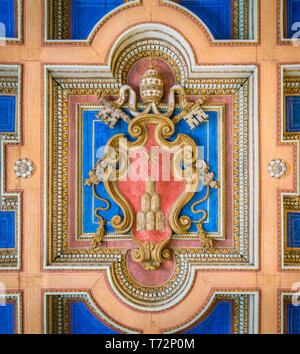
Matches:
[[71, 0, 124, 39], [82, 109, 219, 235], [0, 0, 15, 38], [286, 96, 300, 133], [0, 96, 16, 132], [286, 303, 300, 334], [0, 213, 15, 248], [0, 95, 16, 248], [82, 110, 129, 234], [286, 0, 300, 38], [184, 300, 232, 334], [286, 212, 300, 247], [178, 0, 232, 39], [175, 110, 219, 233], [0, 303, 15, 334], [70, 302, 120, 334]]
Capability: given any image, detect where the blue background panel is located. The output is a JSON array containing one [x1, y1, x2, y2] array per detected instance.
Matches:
[[82, 111, 128, 234], [71, 0, 124, 39], [0, 0, 16, 38], [184, 300, 232, 334], [286, 0, 300, 38], [286, 303, 300, 334], [70, 302, 120, 334], [286, 212, 300, 248], [285, 96, 300, 133], [0, 96, 16, 132], [178, 0, 232, 39], [0, 213, 15, 248], [0, 303, 15, 334], [0, 95, 16, 249], [82, 109, 219, 234]]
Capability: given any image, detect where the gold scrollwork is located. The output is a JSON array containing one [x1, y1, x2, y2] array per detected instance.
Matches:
[[129, 115, 202, 234], [85, 113, 218, 268], [191, 186, 210, 215], [102, 134, 134, 234], [103, 114, 201, 269], [93, 183, 110, 212], [131, 234, 172, 271]]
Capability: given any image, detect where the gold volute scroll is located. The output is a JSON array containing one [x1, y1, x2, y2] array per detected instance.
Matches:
[[131, 234, 172, 271]]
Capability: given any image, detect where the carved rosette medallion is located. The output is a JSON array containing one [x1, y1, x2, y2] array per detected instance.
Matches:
[[14, 158, 35, 179]]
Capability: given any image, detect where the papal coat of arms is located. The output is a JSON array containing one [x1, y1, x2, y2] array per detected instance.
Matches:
[[44, 34, 258, 310], [84, 62, 218, 271]]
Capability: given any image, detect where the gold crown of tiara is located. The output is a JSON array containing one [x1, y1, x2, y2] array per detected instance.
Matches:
[[140, 63, 164, 103]]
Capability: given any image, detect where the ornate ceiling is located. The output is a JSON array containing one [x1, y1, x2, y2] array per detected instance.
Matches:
[[0, 0, 300, 335]]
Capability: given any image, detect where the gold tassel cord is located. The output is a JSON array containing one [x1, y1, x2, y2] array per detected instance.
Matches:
[[191, 186, 210, 217], [196, 220, 216, 253], [91, 184, 110, 248], [92, 183, 110, 211], [92, 216, 106, 249]]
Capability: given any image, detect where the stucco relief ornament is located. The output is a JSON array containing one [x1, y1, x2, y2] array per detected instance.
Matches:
[[85, 63, 218, 270], [268, 159, 287, 178], [14, 158, 35, 178], [95, 64, 209, 129]]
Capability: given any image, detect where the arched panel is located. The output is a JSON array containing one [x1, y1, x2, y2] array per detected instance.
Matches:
[[163, 291, 260, 334], [43, 291, 140, 334]]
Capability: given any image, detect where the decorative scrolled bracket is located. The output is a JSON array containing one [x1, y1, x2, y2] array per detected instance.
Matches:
[[131, 234, 172, 271]]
